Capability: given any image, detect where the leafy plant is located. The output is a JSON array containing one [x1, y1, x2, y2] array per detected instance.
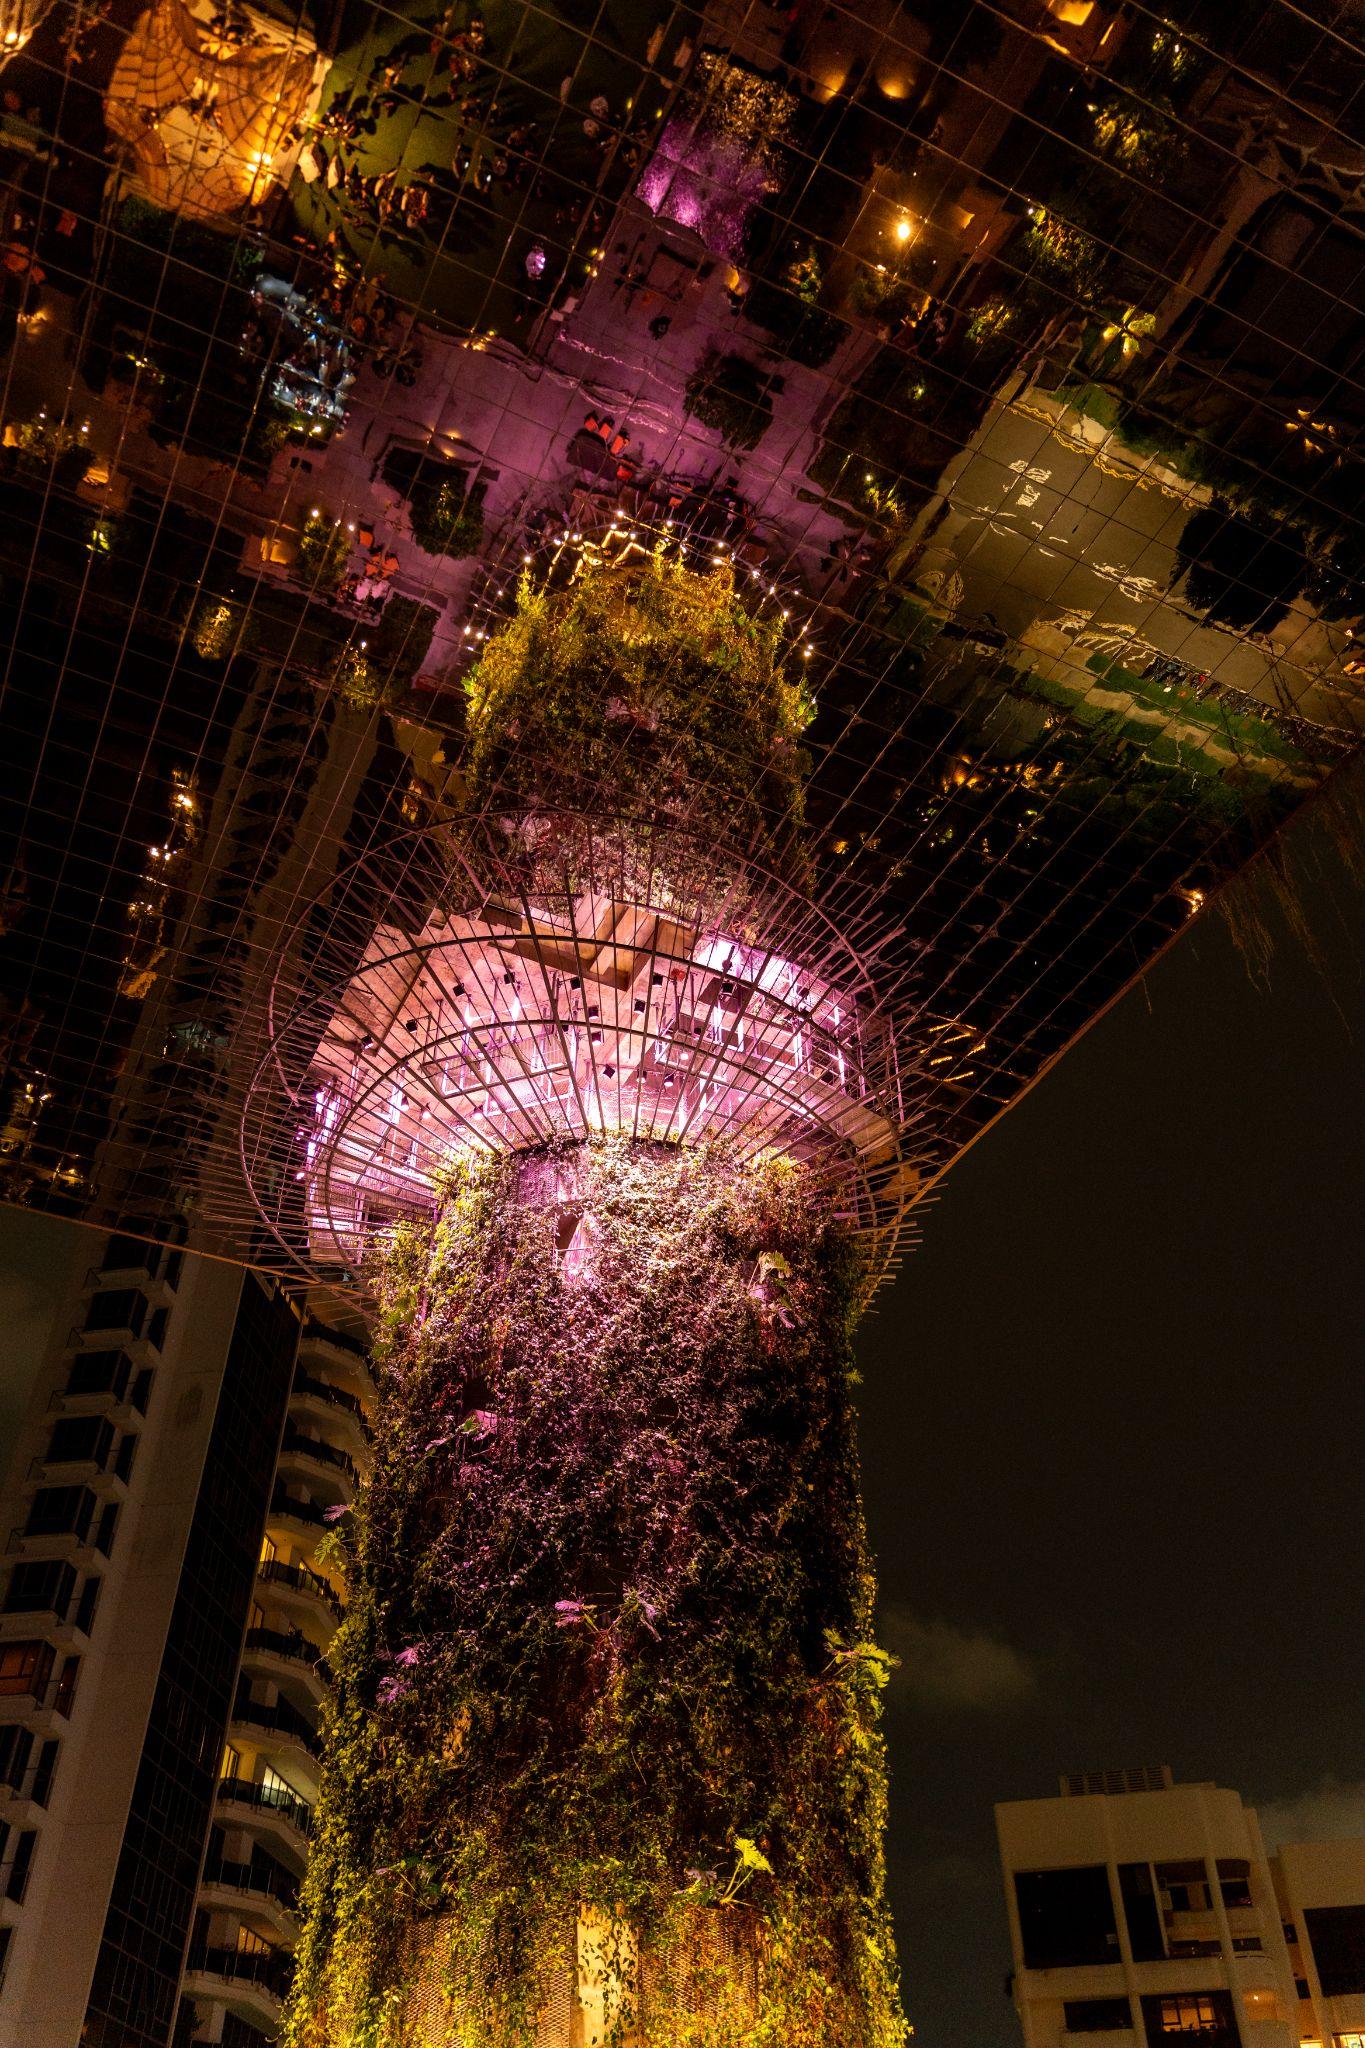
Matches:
[[286, 1140, 906, 2048], [295, 506, 351, 592], [408, 475, 485, 557], [684, 350, 775, 449], [462, 555, 815, 909]]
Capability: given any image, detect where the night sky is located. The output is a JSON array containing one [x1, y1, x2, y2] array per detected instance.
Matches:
[[1, 791, 1361, 2047], [861, 789, 1365, 2047]]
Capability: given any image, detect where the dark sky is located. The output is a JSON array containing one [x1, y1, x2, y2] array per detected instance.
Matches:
[[860, 794, 1365, 2048]]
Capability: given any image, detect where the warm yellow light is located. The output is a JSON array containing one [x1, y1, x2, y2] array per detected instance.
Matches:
[[895, 216, 913, 243]]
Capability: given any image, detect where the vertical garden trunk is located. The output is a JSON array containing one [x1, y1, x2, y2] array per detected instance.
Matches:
[[284, 559, 908, 2047], [289, 1139, 904, 2048]]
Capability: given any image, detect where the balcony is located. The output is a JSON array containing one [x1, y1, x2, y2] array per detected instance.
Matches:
[[0, 1606, 89, 1656], [182, 1942, 291, 2032], [277, 1430, 358, 1494], [289, 1373, 371, 1459], [298, 1320, 374, 1396], [0, 1732, 56, 1822], [242, 1626, 327, 1709], [77, 1293, 144, 1347], [229, 1695, 321, 1766], [30, 1453, 129, 1504], [84, 1261, 173, 1309], [256, 1558, 343, 1631], [0, 1662, 78, 1737], [267, 1488, 330, 1541], [199, 1858, 300, 1944], [216, 1775, 312, 1860], [51, 1349, 150, 1425]]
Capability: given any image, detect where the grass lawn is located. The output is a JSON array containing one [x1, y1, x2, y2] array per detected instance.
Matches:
[[1081, 652, 1314, 769], [289, 0, 699, 341]]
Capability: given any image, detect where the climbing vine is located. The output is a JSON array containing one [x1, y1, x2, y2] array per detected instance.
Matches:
[[286, 1138, 906, 2048], [462, 556, 816, 912]]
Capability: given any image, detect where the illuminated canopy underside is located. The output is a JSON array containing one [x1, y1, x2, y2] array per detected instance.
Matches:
[[241, 823, 919, 1289]]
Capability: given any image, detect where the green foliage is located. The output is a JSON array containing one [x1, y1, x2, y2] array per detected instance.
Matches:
[[287, 1139, 906, 2048], [334, 598, 440, 708], [5, 415, 93, 487], [462, 556, 815, 908], [1176, 501, 1308, 633], [371, 594, 439, 677], [1018, 201, 1110, 313], [743, 248, 845, 367], [684, 351, 775, 450], [408, 474, 485, 557], [296, 507, 351, 592]]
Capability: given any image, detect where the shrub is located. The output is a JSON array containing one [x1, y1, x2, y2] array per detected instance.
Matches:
[[409, 476, 485, 557], [295, 506, 351, 592], [684, 350, 775, 449], [1175, 501, 1308, 633]]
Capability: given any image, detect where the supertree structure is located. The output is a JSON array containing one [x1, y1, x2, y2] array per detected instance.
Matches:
[[247, 555, 919, 2048]]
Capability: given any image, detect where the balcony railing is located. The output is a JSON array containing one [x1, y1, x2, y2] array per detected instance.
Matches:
[[0, 1666, 78, 1718], [257, 1558, 343, 1620], [202, 1856, 300, 1913], [280, 1431, 357, 1487], [301, 1318, 367, 1360], [185, 1942, 293, 1998], [292, 1373, 368, 1429], [269, 1488, 329, 1531], [243, 1625, 324, 1671], [216, 1774, 312, 1835], [230, 1696, 320, 1758]]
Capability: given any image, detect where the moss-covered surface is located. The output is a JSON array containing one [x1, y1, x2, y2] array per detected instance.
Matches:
[[287, 1139, 905, 2048], [463, 556, 815, 909]]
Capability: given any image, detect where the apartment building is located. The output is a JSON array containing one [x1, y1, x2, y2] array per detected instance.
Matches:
[[180, 1315, 374, 2048], [0, 1227, 299, 2046], [997, 1769, 1365, 2048]]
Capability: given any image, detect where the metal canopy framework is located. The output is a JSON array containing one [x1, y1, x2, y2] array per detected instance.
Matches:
[[0, 0, 1361, 1292]]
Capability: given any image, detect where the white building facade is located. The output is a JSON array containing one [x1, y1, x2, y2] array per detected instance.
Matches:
[[998, 1769, 1365, 2048]]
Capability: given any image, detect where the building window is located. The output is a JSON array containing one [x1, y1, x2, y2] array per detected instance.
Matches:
[[25, 1486, 96, 1543], [1216, 1858, 1253, 1909], [1305, 1907, 1365, 1997], [1065, 1996, 1133, 2031], [5, 1829, 36, 1903], [4, 1559, 76, 1618], [1155, 1860, 1211, 1914], [1015, 1866, 1120, 1969], [65, 1351, 132, 1401], [1141, 1991, 1237, 2044], [0, 1642, 54, 1701], [45, 1416, 114, 1469], [75, 1576, 100, 1635], [31, 1740, 58, 1806], [103, 1235, 152, 1274], [1119, 1861, 1166, 1961], [53, 1658, 79, 1717], [83, 1290, 146, 1338]]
